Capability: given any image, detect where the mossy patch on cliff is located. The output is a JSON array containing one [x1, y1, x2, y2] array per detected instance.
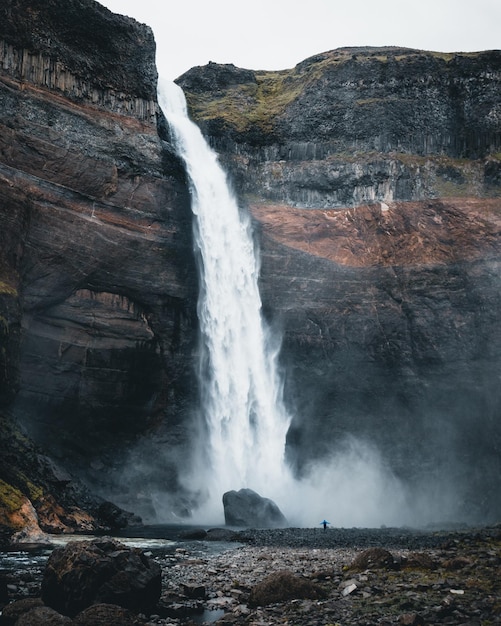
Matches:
[[182, 49, 471, 132], [181, 49, 361, 133], [0, 414, 45, 532], [185, 68, 310, 134], [0, 479, 24, 515], [0, 281, 17, 297], [0, 261, 19, 297], [179, 48, 501, 160]]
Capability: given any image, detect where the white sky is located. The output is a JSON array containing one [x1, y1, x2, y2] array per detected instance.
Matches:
[[99, 0, 500, 80]]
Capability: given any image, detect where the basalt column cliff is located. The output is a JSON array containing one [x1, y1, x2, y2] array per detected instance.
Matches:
[[178, 50, 501, 523], [0, 0, 198, 533]]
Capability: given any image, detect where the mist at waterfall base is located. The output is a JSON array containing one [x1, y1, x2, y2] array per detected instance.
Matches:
[[152, 79, 462, 530]]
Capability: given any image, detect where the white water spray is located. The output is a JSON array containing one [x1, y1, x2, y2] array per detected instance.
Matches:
[[158, 80, 293, 521]]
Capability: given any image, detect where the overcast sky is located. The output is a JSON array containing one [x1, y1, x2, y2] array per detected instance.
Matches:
[[99, 0, 500, 80]]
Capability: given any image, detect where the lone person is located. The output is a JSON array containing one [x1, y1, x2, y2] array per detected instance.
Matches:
[[320, 519, 331, 530]]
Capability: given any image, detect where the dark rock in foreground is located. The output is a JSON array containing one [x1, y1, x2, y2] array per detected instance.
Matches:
[[72, 603, 145, 626], [223, 488, 288, 528], [41, 538, 161, 617], [248, 570, 326, 607]]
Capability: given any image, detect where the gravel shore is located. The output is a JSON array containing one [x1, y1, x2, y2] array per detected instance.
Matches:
[[156, 524, 501, 625], [1, 525, 500, 625]]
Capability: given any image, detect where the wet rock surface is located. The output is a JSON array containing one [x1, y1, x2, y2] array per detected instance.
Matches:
[[222, 489, 288, 528], [41, 538, 161, 616], [0, 526, 500, 625]]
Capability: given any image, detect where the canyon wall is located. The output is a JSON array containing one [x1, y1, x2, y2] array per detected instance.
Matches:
[[1, 0, 500, 532], [0, 0, 199, 534], [178, 49, 501, 523]]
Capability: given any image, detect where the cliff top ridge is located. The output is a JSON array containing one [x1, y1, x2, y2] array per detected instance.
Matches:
[[0, 0, 157, 98]]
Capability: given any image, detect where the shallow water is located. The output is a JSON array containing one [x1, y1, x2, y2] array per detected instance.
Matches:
[[0, 524, 237, 575]]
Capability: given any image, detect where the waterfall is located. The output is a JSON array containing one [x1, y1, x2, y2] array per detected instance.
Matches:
[[158, 79, 293, 521], [157, 79, 417, 528]]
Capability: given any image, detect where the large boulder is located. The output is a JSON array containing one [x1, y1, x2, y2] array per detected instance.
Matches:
[[223, 488, 287, 528], [41, 538, 161, 617], [0, 598, 45, 626], [15, 606, 72, 625], [349, 547, 397, 571]]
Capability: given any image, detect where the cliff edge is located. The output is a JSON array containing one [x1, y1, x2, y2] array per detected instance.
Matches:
[[0, 0, 198, 538]]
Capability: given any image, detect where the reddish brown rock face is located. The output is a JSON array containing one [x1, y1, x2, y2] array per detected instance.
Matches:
[[251, 199, 501, 267]]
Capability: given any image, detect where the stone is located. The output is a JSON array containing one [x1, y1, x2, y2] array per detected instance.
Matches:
[[73, 603, 146, 625], [442, 556, 472, 570], [178, 528, 208, 540], [223, 489, 288, 528], [181, 583, 206, 599], [349, 547, 397, 570], [398, 613, 425, 626], [41, 538, 161, 617], [15, 606, 72, 625], [341, 582, 358, 596], [96, 501, 140, 530], [248, 570, 325, 607], [0, 598, 45, 626], [404, 552, 438, 570], [8, 499, 49, 545]]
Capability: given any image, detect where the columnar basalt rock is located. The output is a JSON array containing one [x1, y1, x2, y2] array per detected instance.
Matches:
[[0, 0, 198, 533]]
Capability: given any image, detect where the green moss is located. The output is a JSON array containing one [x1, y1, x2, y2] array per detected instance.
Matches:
[[185, 49, 491, 134], [0, 280, 17, 297], [186, 57, 334, 134], [186, 68, 310, 134], [17, 474, 44, 502], [428, 51, 456, 63], [433, 179, 470, 197], [0, 473, 43, 515], [0, 479, 25, 513]]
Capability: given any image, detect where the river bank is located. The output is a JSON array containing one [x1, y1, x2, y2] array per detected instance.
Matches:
[[1, 525, 500, 625]]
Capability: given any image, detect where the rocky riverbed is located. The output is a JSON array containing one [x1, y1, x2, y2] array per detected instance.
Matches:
[[1, 525, 500, 625]]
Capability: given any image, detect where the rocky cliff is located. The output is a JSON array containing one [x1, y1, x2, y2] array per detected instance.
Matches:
[[177, 49, 501, 523], [0, 0, 199, 537], [1, 2, 500, 534], [179, 48, 501, 204]]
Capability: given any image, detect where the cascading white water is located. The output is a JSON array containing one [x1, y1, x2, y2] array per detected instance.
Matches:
[[158, 79, 293, 521], [157, 78, 424, 529]]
